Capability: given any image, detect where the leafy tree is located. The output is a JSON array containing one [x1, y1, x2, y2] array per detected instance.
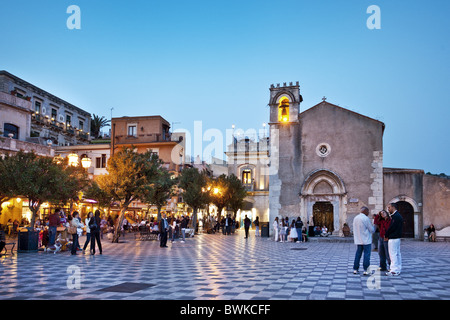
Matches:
[[96, 148, 161, 242], [53, 160, 90, 212], [0, 156, 15, 216], [178, 167, 210, 233], [84, 180, 114, 211], [90, 114, 110, 139], [210, 174, 232, 220], [142, 168, 178, 221], [226, 174, 248, 219], [0, 151, 81, 228]]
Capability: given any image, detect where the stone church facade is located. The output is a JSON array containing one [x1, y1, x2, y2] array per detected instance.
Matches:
[[228, 82, 450, 239]]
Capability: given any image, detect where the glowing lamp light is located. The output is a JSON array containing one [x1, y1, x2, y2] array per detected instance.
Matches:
[[213, 187, 220, 195], [281, 107, 288, 122], [67, 153, 79, 167], [81, 156, 92, 169]]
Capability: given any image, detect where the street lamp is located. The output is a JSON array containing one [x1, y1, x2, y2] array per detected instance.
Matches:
[[81, 156, 92, 169], [67, 153, 79, 167]]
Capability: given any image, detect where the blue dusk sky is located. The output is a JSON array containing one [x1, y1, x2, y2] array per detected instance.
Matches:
[[0, 0, 449, 174]]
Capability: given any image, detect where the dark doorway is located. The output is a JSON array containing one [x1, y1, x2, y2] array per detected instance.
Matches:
[[313, 201, 334, 233], [396, 201, 414, 238]]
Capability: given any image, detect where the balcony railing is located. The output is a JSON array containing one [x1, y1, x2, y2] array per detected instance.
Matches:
[[0, 136, 54, 157], [0, 91, 32, 111], [116, 132, 174, 144], [30, 114, 90, 141]]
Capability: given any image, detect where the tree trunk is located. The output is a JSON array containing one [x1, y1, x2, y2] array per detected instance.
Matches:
[[192, 207, 198, 234], [30, 206, 40, 231], [157, 206, 162, 222], [217, 206, 224, 221], [112, 204, 130, 243]]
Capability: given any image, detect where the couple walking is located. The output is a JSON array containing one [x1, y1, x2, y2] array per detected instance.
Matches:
[[82, 210, 102, 255], [353, 203, 403, 276]]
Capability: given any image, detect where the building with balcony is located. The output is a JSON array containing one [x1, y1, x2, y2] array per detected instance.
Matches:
[[109, 115, 186, 216], [225, 135, 270, 226], [0, 70, 91, 148], [111, 115, 184, 173]]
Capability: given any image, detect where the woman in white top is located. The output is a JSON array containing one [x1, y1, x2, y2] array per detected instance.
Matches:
[[83, 212, 93, 253], [289, 220, 298, 242], [273, 217, 279, 242], [70, 211, 84, 255]]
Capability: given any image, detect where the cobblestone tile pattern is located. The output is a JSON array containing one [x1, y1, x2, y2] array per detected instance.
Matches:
[[1, 231, 450, 300]]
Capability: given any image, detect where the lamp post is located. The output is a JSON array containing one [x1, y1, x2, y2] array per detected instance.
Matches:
[[67, 153, 79, 167], [81, 156, 92, 169]]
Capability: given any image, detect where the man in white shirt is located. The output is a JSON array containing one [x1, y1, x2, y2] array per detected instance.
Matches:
[[352, 206, 376, 275]]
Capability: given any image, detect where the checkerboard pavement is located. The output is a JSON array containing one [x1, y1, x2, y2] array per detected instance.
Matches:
[[1, 230, 450, 300]]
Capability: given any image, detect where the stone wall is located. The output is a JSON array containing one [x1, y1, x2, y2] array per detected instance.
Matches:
[[423, 174, 450, 230]]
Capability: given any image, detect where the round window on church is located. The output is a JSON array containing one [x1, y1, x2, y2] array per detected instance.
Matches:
[[316, 143, 331, 157]]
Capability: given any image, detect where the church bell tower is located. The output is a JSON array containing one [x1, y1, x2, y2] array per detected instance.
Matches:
[[268, 81, 303, 229], [268, 82, 303, 125]]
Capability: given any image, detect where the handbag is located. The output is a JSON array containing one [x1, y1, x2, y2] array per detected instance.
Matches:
[[68, 225, 77, 234]]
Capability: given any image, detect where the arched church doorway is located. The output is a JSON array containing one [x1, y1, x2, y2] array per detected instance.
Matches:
[[396, 201, 414, 238], [313, 201, 334, 233]]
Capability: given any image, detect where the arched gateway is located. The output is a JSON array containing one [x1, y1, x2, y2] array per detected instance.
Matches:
[[299, 169, 348, 236]]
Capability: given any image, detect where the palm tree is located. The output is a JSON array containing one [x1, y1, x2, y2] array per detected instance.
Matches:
[[91, 114, 110, 139]]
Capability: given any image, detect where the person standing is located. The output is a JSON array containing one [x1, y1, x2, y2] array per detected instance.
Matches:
[[225, 214, 232, 235], [374, 210, 391, 271], [372, 213, 379, 251], [273, 217, 279, 242], [279, 219, 286, 243], [284, 217, 290, 241], [180, 216, 187, 243], [90, 210, 102, 255], [82, 212, 93, 253], [48, 208, 61, 247], [352, 206, 375, 275], [254, 216, 260, 237], [295, 217, 303, 243], [385, 203, 403, 276], [171, 217, 179, 243], [159, 214, 169, 248], [289, 220, 298, 242], [244, 215, 251, 239], [70, 212, 83, 255]]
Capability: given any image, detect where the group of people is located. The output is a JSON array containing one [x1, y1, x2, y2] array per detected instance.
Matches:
[[46, 208, 103, 256], [273, 217, 307, 243], [313, 225, 330, 237], [353, 203, 403, 276], [156, 214, 190, 247], [213, 214, 239, 235]]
